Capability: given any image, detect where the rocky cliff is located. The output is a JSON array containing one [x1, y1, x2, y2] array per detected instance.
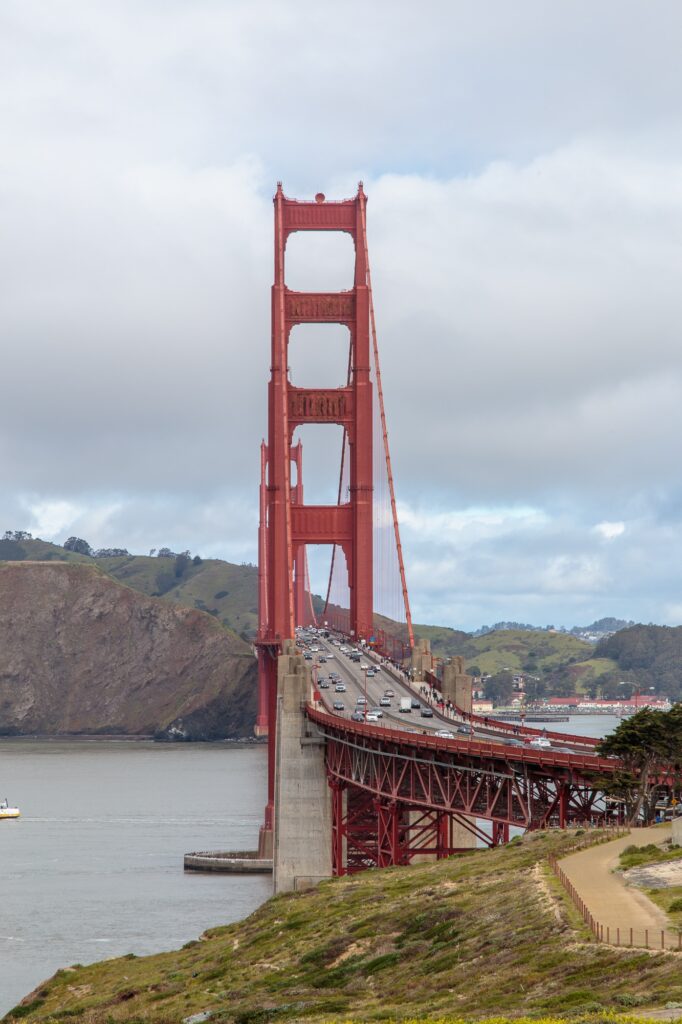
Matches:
[[0, 562, 257, 739]]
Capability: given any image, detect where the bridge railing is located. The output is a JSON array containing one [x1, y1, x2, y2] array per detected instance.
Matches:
[[424, 671, 601, 750]]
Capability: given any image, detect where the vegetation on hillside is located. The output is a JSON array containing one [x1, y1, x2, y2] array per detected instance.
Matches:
[[7, 831, 682, 1023], [1, 537, 260, 642], [618, 842, 682, 871], [595, 625, 682, 701]]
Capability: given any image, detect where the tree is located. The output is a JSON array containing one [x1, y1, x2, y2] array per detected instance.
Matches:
[[524, 677, 547, 702], [596, 707, 682, 824], [192, 555, 203, 566], [484, 671, 514, 707], [0, 539, 26, 561], [466, 664, 482, 678], [174, 552, 190, 578], [63, 537, 92, 556]]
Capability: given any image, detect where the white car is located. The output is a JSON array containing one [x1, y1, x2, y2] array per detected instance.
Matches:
[[529, 737, 551, 749], [434, 729, 455, 739], [379, 697, 391, 707], [365, 713, 380, 722], [325, 653, 335, 659], [360, 663, 369, 671], [356, 696, 367, 705]]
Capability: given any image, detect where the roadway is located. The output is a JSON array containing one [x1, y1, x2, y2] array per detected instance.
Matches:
[[300, 630, 592, 755], [307, 633, 451, 736]]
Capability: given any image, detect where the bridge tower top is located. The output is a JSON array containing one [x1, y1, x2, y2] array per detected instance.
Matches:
[[261, 183, 374, 648]]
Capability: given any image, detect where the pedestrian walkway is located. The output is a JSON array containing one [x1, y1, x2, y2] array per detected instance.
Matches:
[[558, 824, 679, 949]]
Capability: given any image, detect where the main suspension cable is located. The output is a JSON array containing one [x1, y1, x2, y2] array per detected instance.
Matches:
[[359, 195, 415, 650]]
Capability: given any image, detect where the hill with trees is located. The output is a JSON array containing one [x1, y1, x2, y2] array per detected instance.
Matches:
[[0, 561, 256, 739], [594, 624, 682, 702]]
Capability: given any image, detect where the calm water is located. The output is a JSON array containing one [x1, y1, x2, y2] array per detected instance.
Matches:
[[498, 713, 623, 740], [0, 741, 270, 1015]]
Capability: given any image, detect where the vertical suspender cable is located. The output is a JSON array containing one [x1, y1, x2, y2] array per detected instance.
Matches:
[[359, 197, 415, 650]]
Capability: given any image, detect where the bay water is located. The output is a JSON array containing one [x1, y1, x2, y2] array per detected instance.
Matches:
[[0, 740, 270, 1015]]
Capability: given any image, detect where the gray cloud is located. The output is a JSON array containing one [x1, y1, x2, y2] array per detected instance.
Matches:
[[2, 1, 682, 629]]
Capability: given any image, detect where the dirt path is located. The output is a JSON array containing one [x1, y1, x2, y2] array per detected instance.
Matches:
[[559, 825, 680, 949]]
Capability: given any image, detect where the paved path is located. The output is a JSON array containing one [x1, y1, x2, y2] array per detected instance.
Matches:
[[559, 825, 679, 949]]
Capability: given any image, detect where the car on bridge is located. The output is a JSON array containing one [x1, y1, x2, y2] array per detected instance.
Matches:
[[318, 679, 329, 689], [334, 683, 346, 692], [369, 707, 383, 717], [356, 696, 367, 705], [457, 725, 470, 734], [332, 701, 345, 711], [420, 707, 434, 718], [379, 697, 391, 707], [411, 699, 420, 709], [365, 713, 380, 722], [435, 729, 455, 739], [529, 737, 551, 749], [384, 689, 395, 698]]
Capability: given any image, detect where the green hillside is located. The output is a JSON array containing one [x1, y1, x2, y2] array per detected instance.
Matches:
[[413, 626, 616, 684], [595, 624, 682, 701], [9, 830, 682, 1022], [10, 540, 259, 641], [89, 554, 259, 640]]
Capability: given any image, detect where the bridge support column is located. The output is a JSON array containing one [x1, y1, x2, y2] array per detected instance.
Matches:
[[411, 638, 433, 681], [441, 657, 473, 713], [273, 642, 332, 894]]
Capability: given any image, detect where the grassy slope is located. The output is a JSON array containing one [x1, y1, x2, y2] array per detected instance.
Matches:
[[10, 831, 682, 1024], [18, 541, 259, 639]]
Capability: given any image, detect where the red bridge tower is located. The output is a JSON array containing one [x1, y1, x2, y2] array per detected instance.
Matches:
[[256, 184, 374, 854]]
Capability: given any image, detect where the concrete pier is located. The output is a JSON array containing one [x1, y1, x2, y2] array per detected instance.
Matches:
[[273, 642, 332, 893], [184, 850, 272, 873]]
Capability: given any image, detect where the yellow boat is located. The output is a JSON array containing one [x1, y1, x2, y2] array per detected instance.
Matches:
[[0, 798, 20, 820]]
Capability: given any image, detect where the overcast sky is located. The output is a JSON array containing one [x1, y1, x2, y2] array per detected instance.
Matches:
[[2, 0, 682, 631]]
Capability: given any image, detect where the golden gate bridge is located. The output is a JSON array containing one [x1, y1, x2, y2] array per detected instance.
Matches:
[[252, 184, 624, 892]]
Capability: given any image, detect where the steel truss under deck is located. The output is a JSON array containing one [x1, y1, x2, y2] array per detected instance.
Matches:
[[308, 707, 620, 874]]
